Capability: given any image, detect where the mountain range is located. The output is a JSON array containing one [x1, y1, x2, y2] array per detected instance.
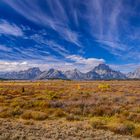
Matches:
[[0, 64, 140, 80]]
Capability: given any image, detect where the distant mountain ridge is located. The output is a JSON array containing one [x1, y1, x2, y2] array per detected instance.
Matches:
[[127, 68, 140, 79], [0, 64, 139, 80], [0, 67, 42, 80]]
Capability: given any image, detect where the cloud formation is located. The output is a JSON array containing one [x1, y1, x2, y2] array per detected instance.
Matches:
[[0, 55, 105, 73], [0, 19, 23, 37], [66, 55, 105, 72], [0, 61, 28, 71], [84, 0, 140, 58], [2, 0, 81, 46], [0, 44, 12, 52], [67, 55, 104, 65]]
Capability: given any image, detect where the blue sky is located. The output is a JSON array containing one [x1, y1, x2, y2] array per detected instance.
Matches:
[[0, 0, 140, 73]]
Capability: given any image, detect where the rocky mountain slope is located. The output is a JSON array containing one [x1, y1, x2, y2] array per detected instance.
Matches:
[[64, 69, 85, 80], [92, 64, 127, 80], [37, 68, 67, 80]]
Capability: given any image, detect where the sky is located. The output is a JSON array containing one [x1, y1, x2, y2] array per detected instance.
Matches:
[[0, 0, 140, 73]]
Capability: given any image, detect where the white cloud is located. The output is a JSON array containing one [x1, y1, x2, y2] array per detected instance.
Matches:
[[29, 34, 70, 57], [0, 19, 23, 37], [0, 55, 105, 73], [2, 0, 81, 46], [66, 55, 105, 72], [0, 61, 28, 71], [0, 60, 67, 72], [110, 63, 140, 73], [96, 40, 129, 56], [1, 0, 140, 61], [67, 55, 104, 64], [83, 0, 140, 59], [54, 26, 81, 47], [0, 44, 12, 52]]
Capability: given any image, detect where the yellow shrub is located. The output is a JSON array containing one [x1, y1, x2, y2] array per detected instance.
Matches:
[[90, 118, 107, 129], [98, 84, 110, 91], [46, 91, 59, 100]]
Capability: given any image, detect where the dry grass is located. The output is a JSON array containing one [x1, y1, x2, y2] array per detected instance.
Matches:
[[133, 127, 140, 137], [21, 111, 48, 120], [0, 80, 140, 137]]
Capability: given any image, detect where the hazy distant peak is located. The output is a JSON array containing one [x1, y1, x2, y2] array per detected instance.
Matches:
[[127, 67, 140, 79]]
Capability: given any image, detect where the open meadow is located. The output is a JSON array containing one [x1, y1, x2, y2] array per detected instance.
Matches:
[[0, 80, 140, 140]]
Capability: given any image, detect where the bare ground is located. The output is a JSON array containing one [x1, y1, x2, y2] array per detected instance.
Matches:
[[0, 119, 139, 140]]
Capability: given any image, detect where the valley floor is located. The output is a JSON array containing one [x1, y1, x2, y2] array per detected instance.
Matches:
[[0, 80, 140, 139]]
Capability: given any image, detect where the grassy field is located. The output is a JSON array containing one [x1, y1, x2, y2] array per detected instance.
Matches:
[[0, 80, 140, 138]]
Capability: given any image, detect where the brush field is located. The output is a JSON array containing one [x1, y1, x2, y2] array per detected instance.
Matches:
[[0, 80, 140, 140]]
